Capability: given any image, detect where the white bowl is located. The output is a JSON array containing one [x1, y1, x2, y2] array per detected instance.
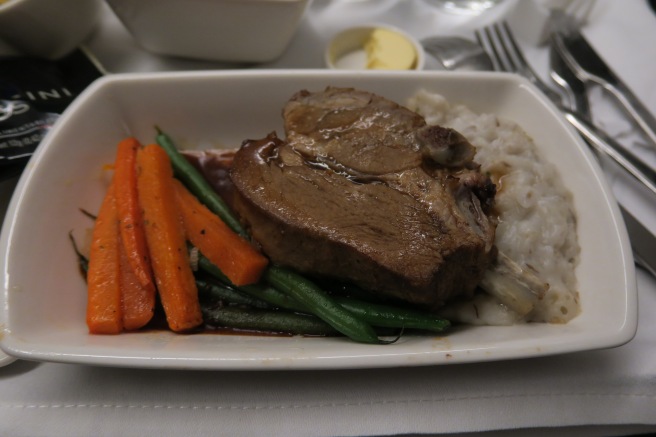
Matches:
[[0, 70, 637, 370], [325, 24, 425, 71], [0, 0, 102, 59], [106, 0, 309, 63]]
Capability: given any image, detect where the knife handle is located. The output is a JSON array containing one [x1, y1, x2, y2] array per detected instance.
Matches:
[[619, 204, 656, 279], [561, 107, 656, 196]]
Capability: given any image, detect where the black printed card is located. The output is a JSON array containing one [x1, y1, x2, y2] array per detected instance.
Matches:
[[0, 49, 105, 180]]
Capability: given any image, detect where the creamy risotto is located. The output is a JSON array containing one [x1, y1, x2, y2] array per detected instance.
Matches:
[[407, 90, 580, 325]]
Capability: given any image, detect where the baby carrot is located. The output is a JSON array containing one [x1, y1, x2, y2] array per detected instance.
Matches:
[[86, 182, 123, 334], [114, 137, 155, 293], [172, 178, 269, 286], [137, 144, 203, 332], [119, 236, 155, 330]]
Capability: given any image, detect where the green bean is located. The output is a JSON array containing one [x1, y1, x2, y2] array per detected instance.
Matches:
[[334, 297, 450, 333], [201, 305, 399, 337], [199, 253, 449, 334], [202, 306, 339, 336], [202, 255, 381, 342], [155, 127, 246, 237], [237, 281, 449, 333], [239, 283, 450, 333], [198, 255, 303, 310], [240, 283, 306, 312], [264, 266, 382, 344], [196, 278, 270, 309]]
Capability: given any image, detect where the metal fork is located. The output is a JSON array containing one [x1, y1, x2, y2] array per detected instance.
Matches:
[[475, 22, 563, 104], [475, 21, 656, 197]]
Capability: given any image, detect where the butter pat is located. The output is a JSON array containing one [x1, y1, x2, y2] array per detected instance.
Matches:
[[364, 28, 417, 70], [325, 25, 424, 71]]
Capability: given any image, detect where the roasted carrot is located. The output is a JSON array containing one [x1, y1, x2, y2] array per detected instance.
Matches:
[[136, 144, 202, 332], [119, 236, 155, 330], [114, 137, 155, 292], [172, 178, 269, 286], [86, 182, 123, 334]]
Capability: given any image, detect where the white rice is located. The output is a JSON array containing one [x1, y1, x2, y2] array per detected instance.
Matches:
[[407, 90, 580, 325]]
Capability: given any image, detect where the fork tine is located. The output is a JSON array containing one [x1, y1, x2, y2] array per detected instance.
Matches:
[[478, 21, 563, 104], [474, 28, 504, 72], [495, 22, 528, 73], [475, 24, 517, 73], [498, 21, 564, 102]]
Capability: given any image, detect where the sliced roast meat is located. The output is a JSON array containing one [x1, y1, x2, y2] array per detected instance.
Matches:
[[226, 87, 497, 310], [282, 88, 423, 175]]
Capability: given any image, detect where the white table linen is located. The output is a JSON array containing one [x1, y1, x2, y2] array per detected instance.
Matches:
[[2, 0, 656, 435]]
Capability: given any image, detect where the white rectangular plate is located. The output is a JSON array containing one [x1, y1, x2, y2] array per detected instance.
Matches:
[[0, 70, 637, 370]]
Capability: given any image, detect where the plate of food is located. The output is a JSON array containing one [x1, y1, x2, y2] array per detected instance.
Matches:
[[0, 70, 637, 369]]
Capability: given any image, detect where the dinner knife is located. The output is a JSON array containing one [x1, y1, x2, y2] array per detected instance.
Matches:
[[557, 28, 656, 150], [620, 204, 656, 278]]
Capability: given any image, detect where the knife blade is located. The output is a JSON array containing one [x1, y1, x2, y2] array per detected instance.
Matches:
[[560, 106, 656, 197], [557, 28, 656, 149], [620, 204, 656, 278]]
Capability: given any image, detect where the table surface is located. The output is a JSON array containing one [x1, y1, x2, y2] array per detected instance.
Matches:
[[1, 1, 656, 436]]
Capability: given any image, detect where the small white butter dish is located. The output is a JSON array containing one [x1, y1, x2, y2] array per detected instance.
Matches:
[[325, 25, 425, 71]]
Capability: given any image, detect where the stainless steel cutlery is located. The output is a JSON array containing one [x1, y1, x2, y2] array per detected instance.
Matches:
[[423, 17, 656, 277]]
